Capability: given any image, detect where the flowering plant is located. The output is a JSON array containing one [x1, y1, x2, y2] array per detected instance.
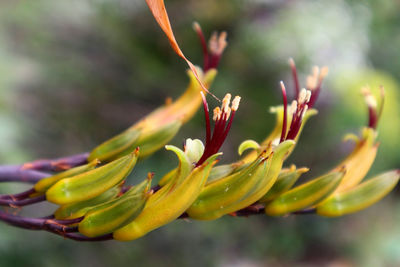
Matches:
[[0, 0, 398, 242]]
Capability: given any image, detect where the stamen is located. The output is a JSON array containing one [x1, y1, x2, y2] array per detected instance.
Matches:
[[279, 81, 288, 143], [209, 32, 228, 56], [222, 93, 232, 113], [232, 96, 241, 111], [207, 31, 228, 71], [305, 90, 312, 103], [289, 58, 300, 98], [225, 107, 231, 120], [362, 87, 378, 129], [298, 88, 308, 104], [216, 32, 228, 55], [196, 93, 240, 166], [365, 95, 377, 108], [193, 22, 209, 72], [213, 107, 221, 121], [208, 32, 218, 55]]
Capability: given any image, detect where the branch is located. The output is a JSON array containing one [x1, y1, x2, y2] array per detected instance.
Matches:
[[0, 210, 113, 241], [0, 210, 79, 233], [21, 152, 89, 172], [0, 195, 46, 207], [0, 152, 88, 184], [0, 165, 50, 183]]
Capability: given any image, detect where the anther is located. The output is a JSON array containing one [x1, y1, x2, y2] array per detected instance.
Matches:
[[231, 96, 241, 111], [222, 93, 232, 113], [305, 90, 312, 103], [299, 89, 307, 104], [365, 94, 377, 108], [213, 107, 221, 121], [209, 32, 228, 56], [217, 31, 228, 55]]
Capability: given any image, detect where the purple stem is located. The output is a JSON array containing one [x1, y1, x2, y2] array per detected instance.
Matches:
[[0, 165, 50, 183], [0, 210, 79, 233], [0, 188, 36, 200], [0, 195, 46, 207], [22, 152, 89, 172], [62, 233, 113, 241], [0, 210, 113, 241]]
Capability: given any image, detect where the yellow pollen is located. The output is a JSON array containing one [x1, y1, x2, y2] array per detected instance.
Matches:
[[299, 89, 307, 104], [209, 31, 228, 56], [232, 96, 241, 111], [217, 31, 228, 55], [213, 107, 221, 121], [305, 90, 312, 103], [365, 94, 377, 108], [222, 93, 232, 113]]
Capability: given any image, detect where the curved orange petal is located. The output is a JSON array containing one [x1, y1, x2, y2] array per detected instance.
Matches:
[[145, 0, 218, 100]]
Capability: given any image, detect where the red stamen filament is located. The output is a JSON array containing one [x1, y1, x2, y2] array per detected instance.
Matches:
[[289, 58, 300, 99], [196, 94, 240, 166], [308, 76, 323, 108], [193, 22, 210, 72], [279, 82, 288, 143], [368, 106, 377, 129], [286, 104, 306, 140]]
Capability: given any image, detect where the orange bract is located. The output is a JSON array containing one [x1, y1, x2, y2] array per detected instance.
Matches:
[[145, 0, 218, 100]]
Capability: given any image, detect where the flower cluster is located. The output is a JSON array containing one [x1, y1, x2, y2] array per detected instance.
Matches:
[[0, 0, 398, 242]]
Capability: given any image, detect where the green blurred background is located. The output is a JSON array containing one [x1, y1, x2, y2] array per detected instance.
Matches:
[[0, 0, 400, 266]]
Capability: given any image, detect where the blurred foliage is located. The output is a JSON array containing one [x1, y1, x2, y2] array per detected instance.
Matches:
[[0, 0, 399, 266]]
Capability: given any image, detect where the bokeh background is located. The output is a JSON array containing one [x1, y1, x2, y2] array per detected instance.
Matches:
[[0, 0, 400, 266]]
